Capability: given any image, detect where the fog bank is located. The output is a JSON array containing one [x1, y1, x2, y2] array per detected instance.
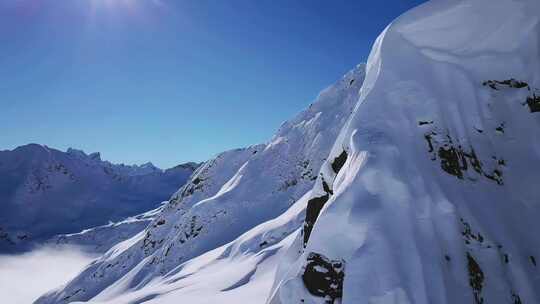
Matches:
[[0, 246, 98, 303]]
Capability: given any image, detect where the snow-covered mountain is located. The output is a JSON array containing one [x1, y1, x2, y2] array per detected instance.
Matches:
[[0, 144, 198, 252], [36, 0, 540, 303], [35, 62, 366, 303]]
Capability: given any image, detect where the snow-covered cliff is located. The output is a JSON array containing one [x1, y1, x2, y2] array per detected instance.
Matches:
[[270, 0, 540, 303]]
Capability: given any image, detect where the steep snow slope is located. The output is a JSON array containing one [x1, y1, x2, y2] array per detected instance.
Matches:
[[0, 145, 198, 252], [55, 191, 308, 304], [269, 1, 540, 304], [35, 65, 366, 303]]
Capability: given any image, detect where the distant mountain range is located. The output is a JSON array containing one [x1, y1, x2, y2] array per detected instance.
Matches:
[[0, 144, 198, 252]]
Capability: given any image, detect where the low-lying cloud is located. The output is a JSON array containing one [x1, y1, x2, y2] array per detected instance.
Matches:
[[0, 246, 98, 303]]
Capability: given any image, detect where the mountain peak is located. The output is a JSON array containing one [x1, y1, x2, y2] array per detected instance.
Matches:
[[88, 152, 101, 161], [13, 143, 49, 153], [140, 161, 157, 169], [66, 148, 88, 158]]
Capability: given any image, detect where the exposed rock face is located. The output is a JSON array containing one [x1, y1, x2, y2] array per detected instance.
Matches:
[[302, 252, 345, 303], [482, 79, 540, 113], [467, 252, 485, 304], [303, 150, 348, 247]]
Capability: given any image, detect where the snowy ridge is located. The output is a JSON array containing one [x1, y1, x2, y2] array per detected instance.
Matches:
[[46, 203, 166, 253], [35, 65, 366, 303], [0, 144, 198, 252]]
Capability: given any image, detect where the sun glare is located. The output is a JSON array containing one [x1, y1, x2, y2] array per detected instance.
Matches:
[[87, 0, 164, 14], [89, 0, 137, 11], [84, 0, 165, 26]]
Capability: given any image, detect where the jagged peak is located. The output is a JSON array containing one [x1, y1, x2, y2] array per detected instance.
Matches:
[[140, 162, 157, 169], [88, 152, 101, 161], [169, 162, 201, 171], [66, 147, 87, 158]]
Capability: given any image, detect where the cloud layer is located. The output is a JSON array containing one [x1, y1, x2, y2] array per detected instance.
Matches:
[[0, 246, 97, 303]]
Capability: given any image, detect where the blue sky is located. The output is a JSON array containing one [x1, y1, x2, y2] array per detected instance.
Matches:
[[0, 0, 425, 168]]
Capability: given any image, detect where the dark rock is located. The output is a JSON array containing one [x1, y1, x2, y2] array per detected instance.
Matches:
[[495, 123, 505, 134], [438, 146, 465, 179], [302, 252, 345, 303], [331, 151, 348, 174], [303, 194, 329, 246], [482, 78, 540, 114], [512, 292, 523, 304], [424, 132, 436, 154], [467, 252, 485, 304], [303, 151, 349, 246], [321, 178, 333, 195], [423, 131, 503, 185], [482, 79, 529, 90], [418, 120, 434, 126], [526, 94, 540, 112]]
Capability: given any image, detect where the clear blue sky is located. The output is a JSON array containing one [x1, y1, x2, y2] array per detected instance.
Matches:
[[0, 0, 425, 168]]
